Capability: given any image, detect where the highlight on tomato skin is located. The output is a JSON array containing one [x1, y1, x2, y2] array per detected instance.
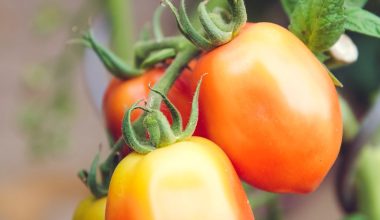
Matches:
[[191, 22, 343, 194], [105, 137, 255, 220]]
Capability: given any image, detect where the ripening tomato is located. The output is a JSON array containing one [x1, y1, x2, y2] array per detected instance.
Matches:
[[73, 196, 106, 220], [103, 66, 207, 141], [191, 22, 342, 193], [106, 137, 254, 220]]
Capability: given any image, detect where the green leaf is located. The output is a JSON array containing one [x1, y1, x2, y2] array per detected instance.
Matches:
[[344, 0, 368, 8], [289, 0, 346, 53], [280, 0, 299, 17], [345, 7, 380, 39]]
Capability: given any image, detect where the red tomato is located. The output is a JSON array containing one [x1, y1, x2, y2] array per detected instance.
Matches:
[[103, 66, 206, 141], [191, 22, 343, 193]]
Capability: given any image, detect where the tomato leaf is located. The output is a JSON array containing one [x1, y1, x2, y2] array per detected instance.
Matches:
[[280, 0, 299, 17], [289, 0, 345, 53], [345, 7, 380, 39], [344, 0, 368, 8]]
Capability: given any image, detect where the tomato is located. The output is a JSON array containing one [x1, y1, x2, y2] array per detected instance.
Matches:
[[106, 137, 254, 220], [103, 66, 207, 141], [191, 22, 342, 193], [73, 196, 106, 220]]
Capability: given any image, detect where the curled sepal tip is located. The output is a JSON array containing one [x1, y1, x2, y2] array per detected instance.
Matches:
[[227, 0, 247, 35], [162, 0, 214, 50], [198, 1, 232, 46], [80, 31, 142, 79], [162, 0, 247, 51], [122, 101, 156, 154]]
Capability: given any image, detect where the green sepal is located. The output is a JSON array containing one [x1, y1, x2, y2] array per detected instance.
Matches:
[[198, 1, 232, 46], [227, 0, 247, 36], [81, 31, 143, 79], [163, 0, 247, 51], [178, 74, 204, 139], [148, 86, 183, 136], [122, 101, 156, 154], [163, 0, 214, 50], [141, 48, 176, 69], [210, 7, 234, 32], [328, 69, 343, 87], [151, 110, 177, 147], [82, 152, 108, 198], [143, 113, 161, 147]]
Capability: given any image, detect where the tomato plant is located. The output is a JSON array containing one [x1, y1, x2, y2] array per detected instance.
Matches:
[[73, 196, 106, 220], [191, 22, 342, 193], [106, 137, 254, 220]]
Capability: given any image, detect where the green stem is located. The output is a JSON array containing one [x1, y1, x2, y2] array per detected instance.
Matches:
[[107, 0, 134, 61], [147, 42, 199, 109]]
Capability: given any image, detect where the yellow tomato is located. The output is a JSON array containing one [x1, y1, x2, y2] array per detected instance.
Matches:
[[106, 137, 254, 220], [73, 196, 106, 220]]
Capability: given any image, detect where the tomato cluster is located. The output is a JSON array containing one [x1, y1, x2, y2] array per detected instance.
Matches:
[[74, 5, 342, 219], [102, 22, 342, 194]]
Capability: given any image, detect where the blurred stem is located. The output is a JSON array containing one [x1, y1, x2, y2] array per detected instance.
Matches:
[[337, 93, 380, 213], [355, 145, 380, 220], [266, 197, 283, 220], [243, 183, 281, 218], [250, 191, 278, 209], [107, 0, 134, 61]]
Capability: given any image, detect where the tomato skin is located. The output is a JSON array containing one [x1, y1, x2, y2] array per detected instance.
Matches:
[[73, 196, 106, 220], [192, 22, 343, 193], [106, 137, 254, 220], [103, 66, 206, 141]]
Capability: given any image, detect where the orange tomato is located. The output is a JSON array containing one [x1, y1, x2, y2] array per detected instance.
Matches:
[[192, 22, 343, 193]]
